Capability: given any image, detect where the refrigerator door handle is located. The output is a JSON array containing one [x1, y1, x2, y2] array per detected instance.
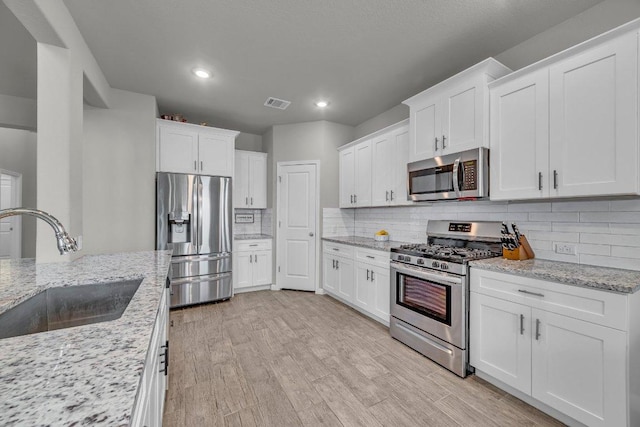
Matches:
[[197, 176, 204, 253]]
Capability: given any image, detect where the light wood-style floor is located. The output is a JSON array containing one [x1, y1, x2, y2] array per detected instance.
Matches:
[[164, 290, 565, 427]]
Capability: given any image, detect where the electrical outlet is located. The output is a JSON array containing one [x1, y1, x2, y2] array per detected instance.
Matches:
[[555, 243, 576, 255]]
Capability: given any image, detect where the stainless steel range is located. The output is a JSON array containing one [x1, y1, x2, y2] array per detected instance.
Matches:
[[390, 220, 503, 377]]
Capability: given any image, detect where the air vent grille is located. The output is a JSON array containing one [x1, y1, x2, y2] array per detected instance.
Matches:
[[264, 97, 291, 110]]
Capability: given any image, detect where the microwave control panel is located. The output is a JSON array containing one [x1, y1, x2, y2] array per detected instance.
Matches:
[[460, 160, 477, 190]]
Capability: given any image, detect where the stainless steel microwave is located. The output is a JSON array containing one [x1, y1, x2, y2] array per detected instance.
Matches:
[[407, 147, 489, 201]]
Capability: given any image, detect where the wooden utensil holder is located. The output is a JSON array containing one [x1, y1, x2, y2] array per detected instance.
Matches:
[[502, 235, 535, 260]]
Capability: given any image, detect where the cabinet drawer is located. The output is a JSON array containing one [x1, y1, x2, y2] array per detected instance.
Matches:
[[470, 268, 627, 330], [235, 239, 272, 252], [323, 242, 354, 258], [355, 247, 390, 268]]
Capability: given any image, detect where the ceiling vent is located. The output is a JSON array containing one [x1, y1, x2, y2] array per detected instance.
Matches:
[[264, 97, 291, 110]]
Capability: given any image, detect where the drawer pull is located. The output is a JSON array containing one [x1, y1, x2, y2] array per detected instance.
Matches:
[[366, 255, 375, 259], [520, 314, 524, 335], [518, 289, 544, 297], [249, 244, 258, 247], [333, 248, 339, 251], [535, 319, 541, 340]]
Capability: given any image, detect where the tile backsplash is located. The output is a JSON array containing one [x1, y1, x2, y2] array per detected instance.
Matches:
[[323, 198, 640, 271], [233, 208, 273, 236]]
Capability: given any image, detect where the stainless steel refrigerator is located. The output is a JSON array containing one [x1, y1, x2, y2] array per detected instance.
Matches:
[[156, 172, 232, 308]]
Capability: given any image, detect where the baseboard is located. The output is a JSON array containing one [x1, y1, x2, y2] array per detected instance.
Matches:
[[315, 288, 326, 295], [324, 291, 390, 328], [234, 284, 271, 294]]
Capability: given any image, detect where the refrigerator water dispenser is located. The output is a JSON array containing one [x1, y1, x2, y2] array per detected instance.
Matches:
[[168, 211, 191, 243]]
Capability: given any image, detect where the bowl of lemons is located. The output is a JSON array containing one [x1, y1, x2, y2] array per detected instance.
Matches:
[[374, 229, 389, 241]]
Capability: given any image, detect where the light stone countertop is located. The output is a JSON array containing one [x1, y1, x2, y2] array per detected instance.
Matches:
[[322, 235, 410, 252], [470, 257, 640, 294], [0, 250, 172, 426], [234, 234, 273, 240]]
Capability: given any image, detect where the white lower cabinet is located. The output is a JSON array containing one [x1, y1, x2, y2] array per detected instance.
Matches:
[[131, 286, 169, 427], [233, 240, 272, 291], [470, 268, 631, 427], [322, 241, 390, 325]]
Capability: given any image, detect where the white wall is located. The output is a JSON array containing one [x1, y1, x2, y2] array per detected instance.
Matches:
[[235, 132, 263, 152], [0, 127, 37, 257], [324, 198, 640, 271], [82, 88, 157, 255], [0, 94, 36, 130], [353, 104, 409, 141]]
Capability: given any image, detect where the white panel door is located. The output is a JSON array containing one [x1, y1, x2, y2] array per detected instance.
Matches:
[[253, 250, 272, 286], [371, 265, 390, 322], [158, 126, 198, 173], [531, 309, 627, 427], [490, 69, 550, 200], [354, 263, 373, 311], [354, 141, 372, 207], [339, 148, 355, 207], [410, 99, 440, 161], [199, 134, 233, 177], [441, 77, 482, 154], [549, 32, 638, 197], [233, 252, 253, 289], [390, 125, 410, 206], [336, 256, 354, 301], [248, 153, 267, 208], [371, 134, 393, 206], [277, 163, 317, 291], [0, 173, 20, 259], [470, 292, 532, 395], [234, 151, 249, 208]]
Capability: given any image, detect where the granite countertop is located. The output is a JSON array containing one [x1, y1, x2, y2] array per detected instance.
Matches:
[[234, 234, 272, 240], [0, 250, 172, 426], [322, 235, 410, 252], [470, 257, 640, 294]]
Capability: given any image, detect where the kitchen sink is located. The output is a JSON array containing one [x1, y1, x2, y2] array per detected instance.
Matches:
[[0, 279, 143, 340]]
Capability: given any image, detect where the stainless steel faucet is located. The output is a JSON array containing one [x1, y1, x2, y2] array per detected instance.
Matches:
[[0, 208, 78, 255]]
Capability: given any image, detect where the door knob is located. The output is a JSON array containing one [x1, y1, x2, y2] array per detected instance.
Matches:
[[309, 232, 314, 237]]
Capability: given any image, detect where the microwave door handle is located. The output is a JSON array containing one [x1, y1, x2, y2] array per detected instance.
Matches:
[[452, 157, 461, 197]]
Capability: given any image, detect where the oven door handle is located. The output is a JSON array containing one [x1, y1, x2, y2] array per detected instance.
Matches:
[[390, 261, 463, 286], [452, 157, 461, 197]]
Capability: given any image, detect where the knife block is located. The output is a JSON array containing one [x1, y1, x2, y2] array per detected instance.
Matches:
[[502, 235, 535, 260]]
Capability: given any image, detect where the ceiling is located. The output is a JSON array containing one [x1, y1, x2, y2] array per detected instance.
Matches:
[[3, 1, 603, 135], [0, 1, 36, 99]]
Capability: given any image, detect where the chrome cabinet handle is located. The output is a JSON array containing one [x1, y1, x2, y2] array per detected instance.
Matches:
[[442, 135, 447, 148], [371, 270, 375, 281], [518, 289, 544, 297], [520, 314, 524, 335], [200, 161, 203, 170], [390, 190, 394, 201], [249, 254, 252, 263], [354, 194, 357, 203], [434, 137, 439, 151], [386, 191, 389, 201], [194, 160, 197, 170], [246, 197, 249, 206], [553, 170, 558, 189], [366, 269, 370, 280], [332, 259, 335, 269], [255, 255, 257, 263], [538, 172, 543, 190], [535, 319, 541, 340], [251, 197, 253, 205], [366, 255, 375, 259], [336, 260, 339, 269]]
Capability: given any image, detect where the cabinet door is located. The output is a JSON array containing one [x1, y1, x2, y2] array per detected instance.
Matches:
[[490, 69, 550, 201], [322, 254, 338, 295], [158, 126, 198, 173], [470, 292, 532, 394], [549, 32, 638, 198], [199, 134, 233, 177], [339, 148, 355, 207], [336, 256, 354, 301], [371, 265, 390, 322], [253, 250, 272, 286], [371, 134, 393, 206], [410, 98, 440, 162], [248, 154, 267, 208], [531, 309, 626, 427], [441, 76, 484, 154], [354, 141, 372, 207], [354, 263, 373, 311], [390, 125, 410, 206], [234, 151, 249, 208], [234, 252, 253, 289]]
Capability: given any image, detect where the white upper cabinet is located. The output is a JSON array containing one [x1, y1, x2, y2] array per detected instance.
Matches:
[[403, 58, 512, 163], [490, 26, 640, 201], [234, 150, 267, 209], [339, 120, 411, 208], [157, 120, 238, 176]]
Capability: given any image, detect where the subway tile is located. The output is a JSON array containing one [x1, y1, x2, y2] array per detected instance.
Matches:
[[527, 231, 579, 243], [609, 198, 640, 211], [611, 246, 640, 259], [580, 233, 640, 247], [608, 224, 640, 236], [551, 200, 610, 212], [576, 243, 610, 256], [529, 212, 579, 222], [507, 202, 552, 212], [580, 211, 640, 223], [552, 222, 610, 233], [534, 249, 579, 264], [527, 239, 553, 251]]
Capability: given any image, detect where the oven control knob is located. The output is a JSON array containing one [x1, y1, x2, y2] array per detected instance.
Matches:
[[405, 256, 412, 262], [441, 263, 449, 270], [431, 261, 440, 268], [417, 259, 424, 265]]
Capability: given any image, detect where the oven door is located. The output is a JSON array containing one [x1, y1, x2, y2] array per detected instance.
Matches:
[[390, 261, 465, 348]]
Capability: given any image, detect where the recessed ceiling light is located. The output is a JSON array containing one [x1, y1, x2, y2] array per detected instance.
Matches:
[[192, 68, 211, 79], [315, 101, 329, 108]]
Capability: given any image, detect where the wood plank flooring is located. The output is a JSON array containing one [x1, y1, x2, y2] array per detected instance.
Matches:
[[164, 290, 565, 427]]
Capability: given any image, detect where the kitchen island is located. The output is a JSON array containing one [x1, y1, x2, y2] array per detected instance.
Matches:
[[0, 250, 172, 426]]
